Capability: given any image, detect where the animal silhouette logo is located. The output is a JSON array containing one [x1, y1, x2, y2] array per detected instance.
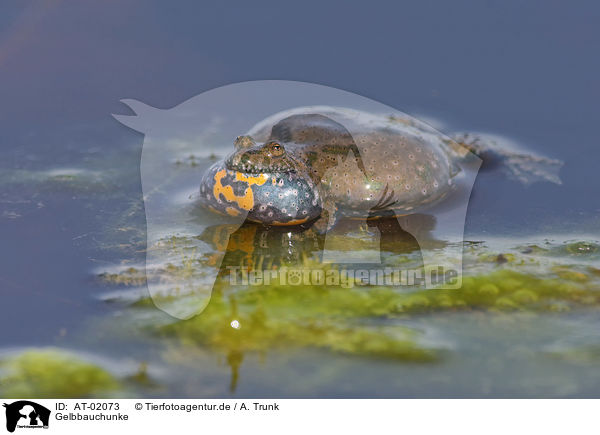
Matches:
[[113, 81, 482, 319], [3, 401, 50, 433]]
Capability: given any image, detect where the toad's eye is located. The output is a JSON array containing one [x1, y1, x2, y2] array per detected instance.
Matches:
[[267, 141, 284, 156]]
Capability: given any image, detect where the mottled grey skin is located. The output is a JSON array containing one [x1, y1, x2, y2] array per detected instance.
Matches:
[[202, 106, 561, 225], [241, 107, 461, 217]]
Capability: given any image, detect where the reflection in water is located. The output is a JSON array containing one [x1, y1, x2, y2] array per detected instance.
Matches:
[[193, 215, 443, 391], [198, 222, 322, 273], [199, 213, 441, 273]]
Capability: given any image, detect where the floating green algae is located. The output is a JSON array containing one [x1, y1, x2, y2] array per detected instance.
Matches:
[[516, 240, 600, 260], [102, 238, 600, 354], [133, 267, 599, 377], [0, 350, 121, 398], [134, 266, 600, 320], [158, 292, 436, 363], [395, 270, 600, 313], [129, 271, 439, 392], [563, 241, 600, 256], [95, 229, 600, 393]]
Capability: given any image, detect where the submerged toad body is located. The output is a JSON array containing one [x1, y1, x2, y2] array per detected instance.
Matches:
[[199, 107, 559, 225]]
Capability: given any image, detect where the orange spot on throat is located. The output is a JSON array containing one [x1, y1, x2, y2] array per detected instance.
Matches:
[[213, 169, 268, 210]]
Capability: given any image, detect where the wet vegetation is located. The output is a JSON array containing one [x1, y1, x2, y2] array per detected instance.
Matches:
[[0, 350, 121, 398], [89, 228, 600, 394]]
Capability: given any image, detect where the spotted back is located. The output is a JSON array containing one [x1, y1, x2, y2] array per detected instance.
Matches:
[[269, 114, 368, 184]]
